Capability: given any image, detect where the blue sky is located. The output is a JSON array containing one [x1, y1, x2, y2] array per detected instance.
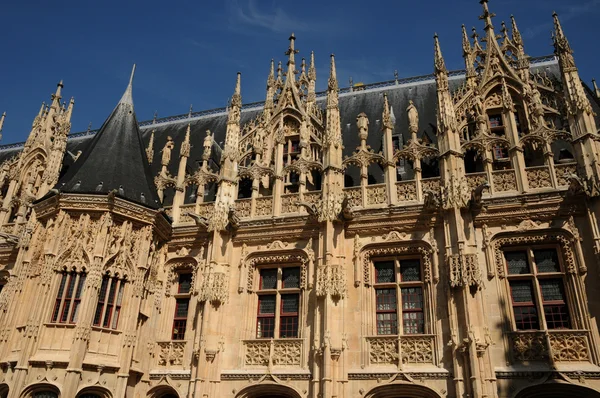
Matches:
[[0, 0, 598, 144]]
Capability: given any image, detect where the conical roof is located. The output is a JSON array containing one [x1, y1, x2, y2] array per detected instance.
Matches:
[[56, 66, 161, 208]]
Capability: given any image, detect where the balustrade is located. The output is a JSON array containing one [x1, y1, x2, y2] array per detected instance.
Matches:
[[156, 340, 187, 367], [281, 193, 300, 214], [396, 180, 417, 202], [555, 162, 577, 187], [366, 184, 387, 206], [525, 165, 553, 189], [492, 169, 518, 192], [254, 196, 273, 217]]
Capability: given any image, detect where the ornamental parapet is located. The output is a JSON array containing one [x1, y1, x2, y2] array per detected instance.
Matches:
[[509, 330, 591, 363], [242, 338, 304, 368], [365, 335, 436, 367]]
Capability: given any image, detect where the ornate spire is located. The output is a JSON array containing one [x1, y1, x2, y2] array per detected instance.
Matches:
[[276, 61, 283, 88], [593, 79, 600, 99], [230, 71, 242, 110], [382, 93, 393, 130], [511, 15, 522, 46], [224, 73, 242, 163], [264, 59, 276, 114], [462, 25, 471, 54], [285, 33, 299, 79], [180, 123, 191, 158], [51, 80, 63, 104], [0, 112, 5, 141], [328, 54, 338, 92], [501, 77, 514, 112], [146, 130, 155, 164], [553, 12, 576, 70], [434, 33, 447, 74], [308, 51, 316, 81], [479, 0, 496, 32]]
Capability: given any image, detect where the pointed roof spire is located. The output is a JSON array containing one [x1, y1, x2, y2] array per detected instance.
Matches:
[[276, 61, 284, 87], [231, 71, 242, 109], [119, 64, 136, 105], [434, 33, 447, 73], [328, 54, 338, 92], [52, 80, 63, 102], [593, 79, 600, 99], [54, 65, 161, 208], [511, 15, 523, 46], [0, 112, 5, 134]]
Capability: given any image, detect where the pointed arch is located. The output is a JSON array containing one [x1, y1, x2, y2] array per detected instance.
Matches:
[[364, 382, 442, 398], [513, 382, 600, 398], [234, 382, 302, 398], [0, 383, 8, 398], [76, 385, 112, 398], [146, 384, 180, 398], [19, 383, 61, 398]]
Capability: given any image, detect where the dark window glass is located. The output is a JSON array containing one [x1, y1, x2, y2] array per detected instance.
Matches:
[[260, 269, 277, 290], [52, 273, 68, 322], [401, 287, 424, 334], [376, 289, 397, 311], [281, 294, 299, 314], [178, 273, 192, 294], [375, 261, 395, 283], [513, 306, 539, 330], [258, 295, 276, 314], [403, 311, 424, 335], [376, 312, 398, 335], [400, 259, 421, 282], [534, 249, 560, 273], [280, 316, 298, 338], [172, 319, 187, 340], [175, 299, 189, 317], [282, 267, 300, 289], [505, 251, 530, 275], [257, 317, 274, 338], [510, 280, 535, 303]]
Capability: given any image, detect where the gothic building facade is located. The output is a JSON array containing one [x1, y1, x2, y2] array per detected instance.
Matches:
[[1, 2, 600, 397]]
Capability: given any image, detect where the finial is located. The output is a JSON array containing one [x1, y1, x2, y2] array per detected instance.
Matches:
[[328, 54, 338, 91], [501, 21, 508, 40], [87, 122, 92, 133], [434, 33, 447, 73], [285, 33, 299, 66], [394, 70, 399, 83], [188, 104, 193, 118], [153, 111, 158, 124], [0, 112, 5, 136], [479, 0, 495, 30], [54, 80, 64, 100], [301, 57, 306, 74], [349, 76, 353, 87], [276, 61, 283, 86], [38, 102, 45, 117], [231, 72, 242, 108], [119, 64, 136, 105], [462, 25, 471, 53], [553, 11, 574, 64], [267, 58, 275, 86]]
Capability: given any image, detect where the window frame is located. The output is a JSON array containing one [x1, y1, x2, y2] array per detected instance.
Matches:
[[51, 270, 87, 325], [372, 256, 426, 336], [93, 274, 125, 330], [171, 272, 192, 340], [503, 244, 572, 331], [255, 265, 302, 339]]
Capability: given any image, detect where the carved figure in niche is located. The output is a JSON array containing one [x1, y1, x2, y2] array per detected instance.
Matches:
[[407, 100, 419, 134], [253, 128, 265, 155], [161, 136, 175, 166], [356, 113, 369, 143], [490, 55, 501, 75]]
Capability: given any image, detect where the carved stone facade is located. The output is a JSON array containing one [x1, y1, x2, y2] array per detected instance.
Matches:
[[1, 3, 600, 398]]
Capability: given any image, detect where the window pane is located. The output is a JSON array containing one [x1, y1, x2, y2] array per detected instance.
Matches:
[[403, 311, 424, 334], [257, 317, 275, 338], [534, 249, 560, 273], [175, 298, 189, 318], [540, 279, 566, 302], [75, 274, 86, 298], [400, 259, 421, 281], [510, 281, 535, 303], [376, 289, 397, 311], [282, 267, 300, 289], [172, 319, 187, 340], [401, 287, 423, 310], [258, 295, 276, 314], [375, 261, 395, 283], [280, 316, 298, 338], [52, 273, 68, 322], [281, 294, 299, 314], [260, 269, 277, 290], [544, 304, 571, 329], [505, 251, 530, 274], [513, 306, 539, 330], [71, 301, 81, 323], [178, 273, 192, 294], [376, 312, 398, 335]]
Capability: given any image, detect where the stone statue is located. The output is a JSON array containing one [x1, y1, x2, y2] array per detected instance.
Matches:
[[161, 136, 175, 166], [203, 130, 213, 161], [407, 100, 419, 134]]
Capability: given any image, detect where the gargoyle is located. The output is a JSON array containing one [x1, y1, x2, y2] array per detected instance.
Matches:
[[298, 201, 318, 217], [423, 189, 440, 210], [0, 231, 19, 245], [183, 212, 208, 228], [228, 208, 240, 230], [470, 182, 490, 211], [566, 173, 585, 196], [340, 195, 354, 221]]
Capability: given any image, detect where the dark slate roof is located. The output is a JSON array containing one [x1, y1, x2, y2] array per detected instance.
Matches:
[[0, 56, 580, 205], [54, 68, 162, 209]]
